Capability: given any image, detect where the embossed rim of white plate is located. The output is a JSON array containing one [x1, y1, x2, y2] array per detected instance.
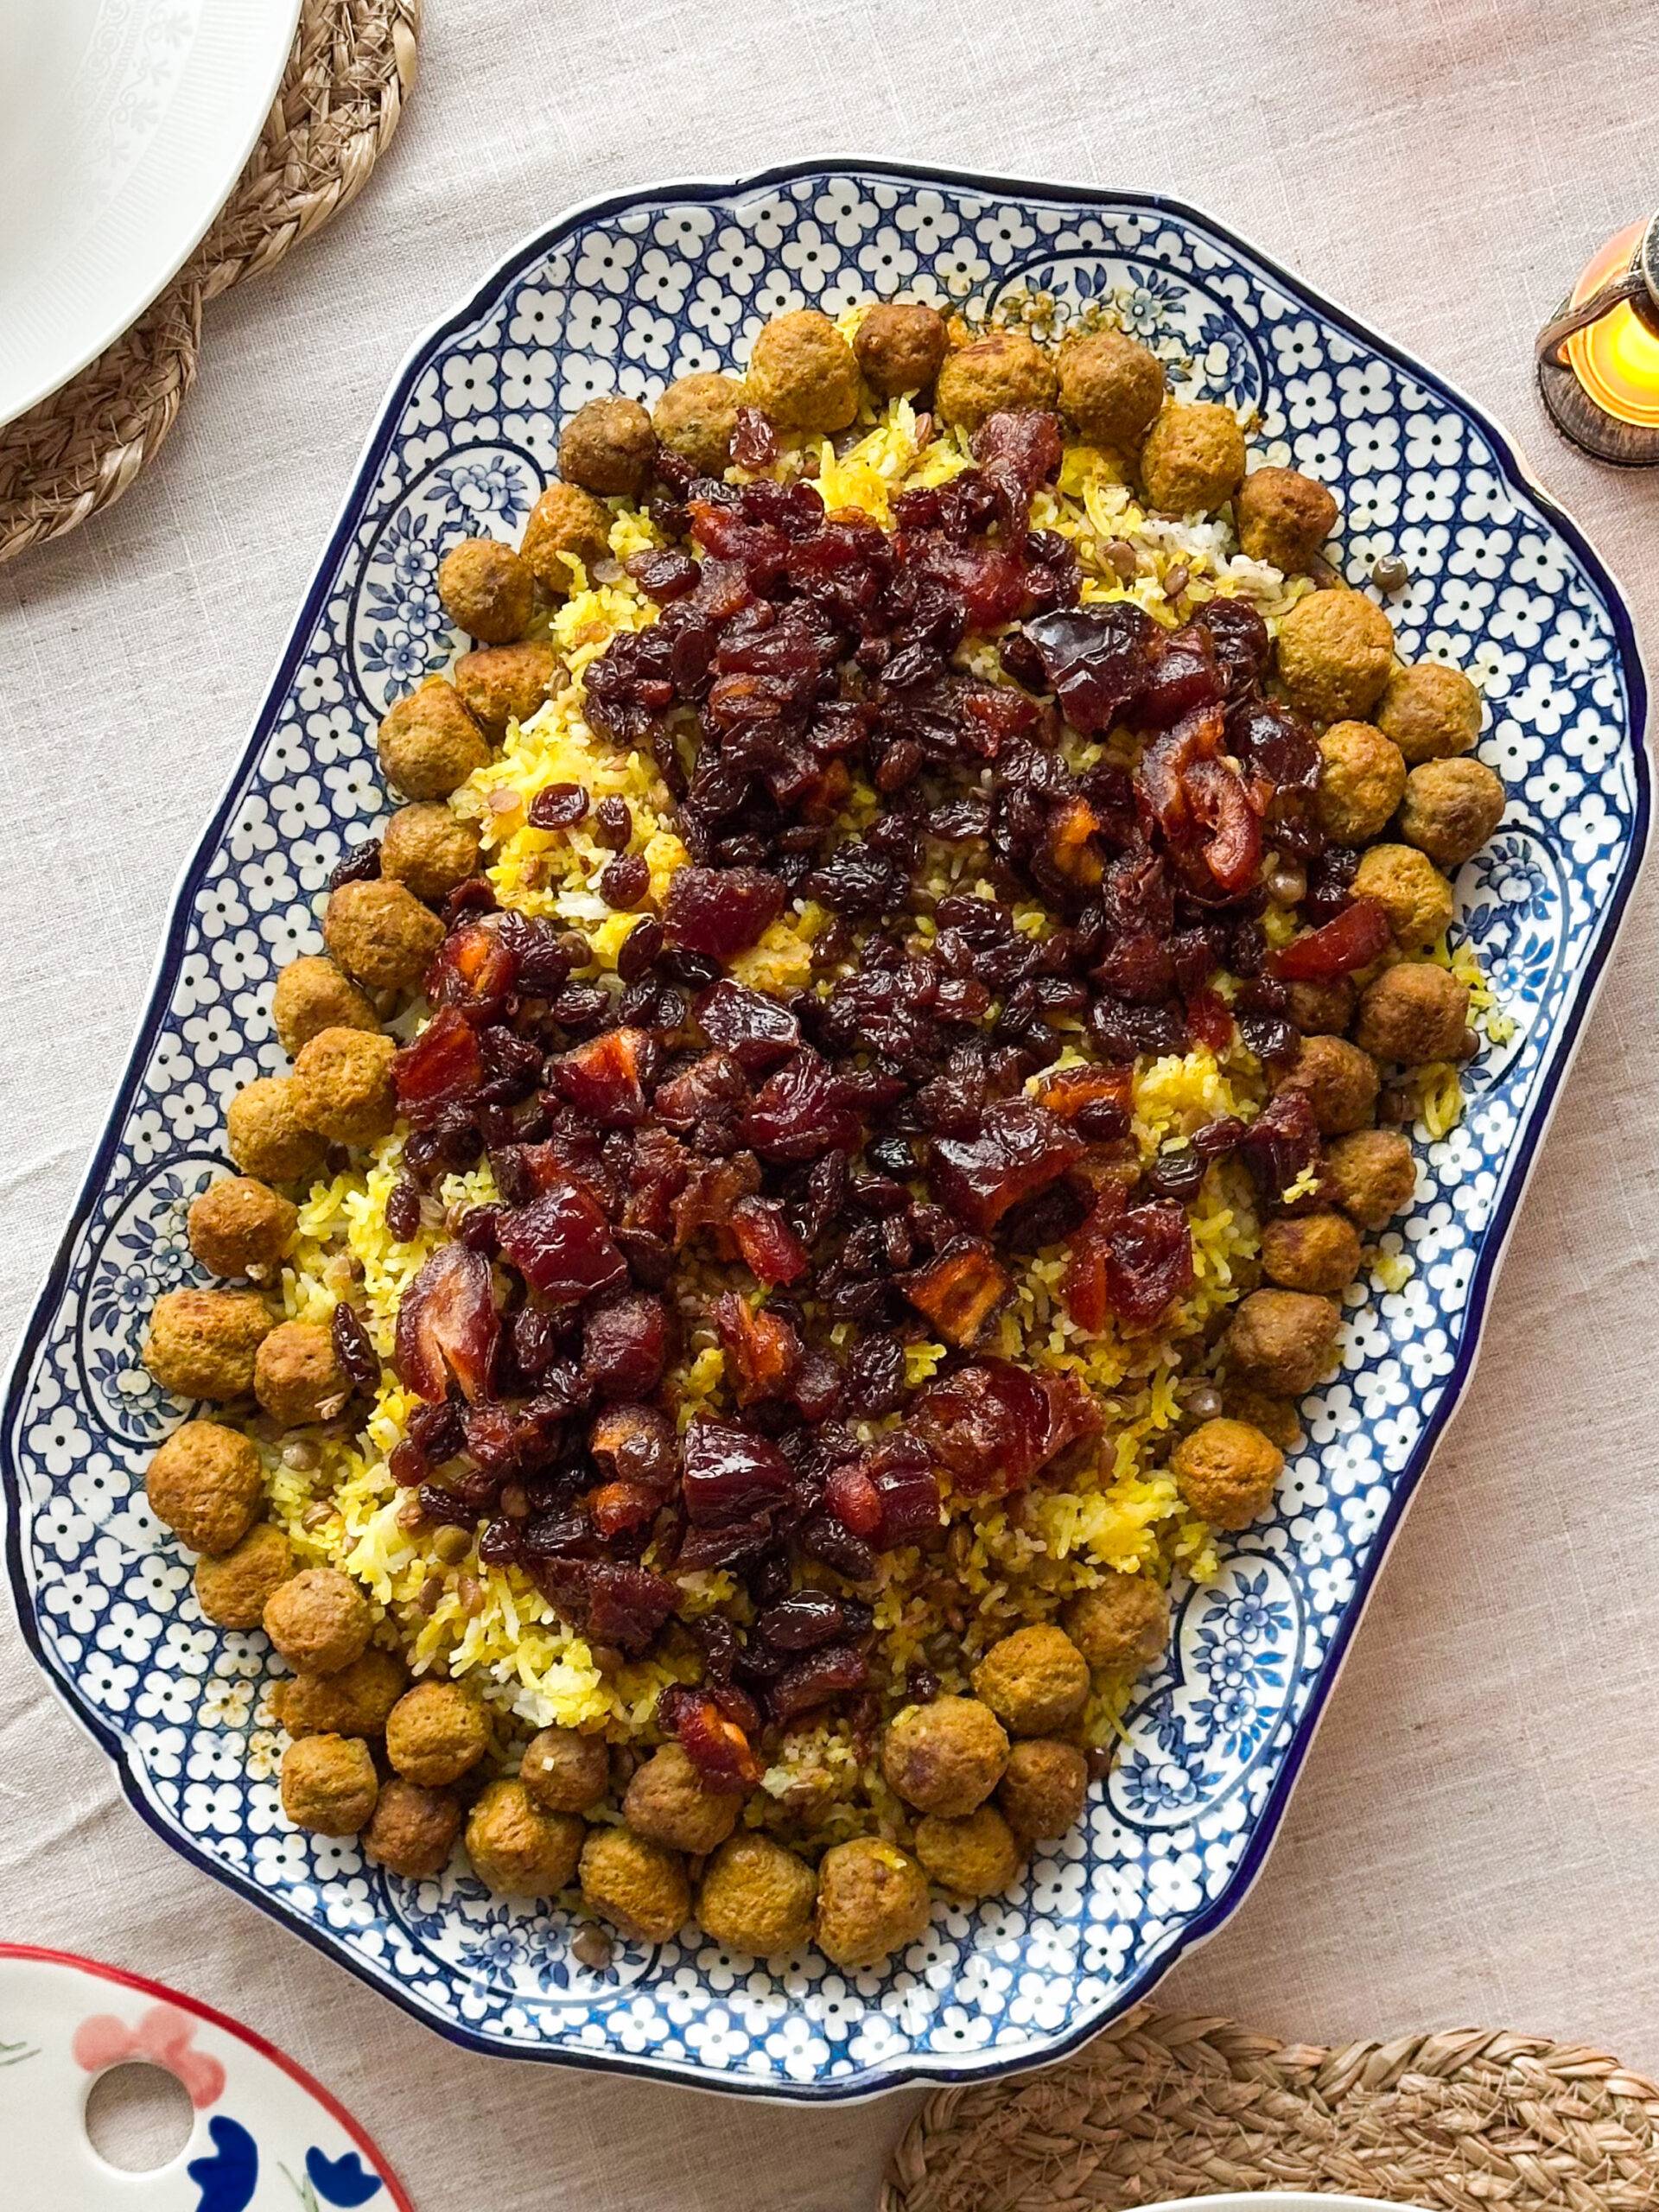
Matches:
[[0, 0, 302, 429]]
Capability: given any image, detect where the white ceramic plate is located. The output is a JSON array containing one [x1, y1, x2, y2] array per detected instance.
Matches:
[[0, 0, 302, 429]]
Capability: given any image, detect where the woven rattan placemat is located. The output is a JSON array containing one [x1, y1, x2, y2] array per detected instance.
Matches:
[[880, 2006, 1659, 2210], [0, 0, 420, 565]]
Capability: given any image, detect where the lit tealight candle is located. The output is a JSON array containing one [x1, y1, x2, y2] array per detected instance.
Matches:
[[1536, 212, 1659, 465]]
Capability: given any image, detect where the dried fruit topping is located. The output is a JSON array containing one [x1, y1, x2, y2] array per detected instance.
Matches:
[[912, 1359, 1073, 1497], [550, 1027, 658, 1126], [767, 1643, 870, 1725], [537, 1559, 680, 1653], [662, 864, 785, 962], [581, 1291, 671, 1400], [728, 1196, 810, 1286], [497, 1179, 629, 1303], [929, 1097, 1084, 1233], [393, 1007, 485, 1125], [330, 1301, 380, 1395], [740, 1052, 862, 1163], [680, 1417, 792, 1526], [711, 1292, 804, 1405], [395, 1244, 499, 1405], [899, 1236, 1011, 1346], [660, 1688, 761, 1791], [527, 782, 588, 830], [1021, 601, 1159, 734], [426, 921, 516, 1022], [693, 978, 802, 1071], [1269, 896, 1392, 980]]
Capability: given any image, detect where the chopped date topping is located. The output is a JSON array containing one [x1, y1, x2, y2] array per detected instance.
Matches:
[[497, 1180, 628, 1303], [395, 1244, 499, 1405]]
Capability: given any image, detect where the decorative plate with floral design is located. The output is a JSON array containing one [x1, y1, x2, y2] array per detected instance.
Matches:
[[3, 165, 1649, 2101]]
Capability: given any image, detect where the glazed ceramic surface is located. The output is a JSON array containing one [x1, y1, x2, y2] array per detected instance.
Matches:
[[3, 165, 1649, 2099]]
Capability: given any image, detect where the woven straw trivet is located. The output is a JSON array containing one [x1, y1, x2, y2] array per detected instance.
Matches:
[[0, 0, 420, 565], [880, 2006, 1659, 2211]]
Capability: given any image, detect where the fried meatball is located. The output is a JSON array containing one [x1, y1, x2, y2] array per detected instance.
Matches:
[[454, 639, 558, 741], [1325, 1128, 1418, 1230], [1399, 757, 1505, 869], [915, 1805, 1024, 1900], [271, 956, 380, 1057], [1223, 1291, 1343, 1395], [1376, 661, 1482, 764], [144, 1291, 273, 1403], [854, 302, 950, 397], [385, 1678, 490, 1785], [365, 1777, 463, 1878], [972, 1625, 1090, 1737], [1276, 591, 1396, 724], [1352, 843, 1454, 950], [520, 1726, 610, 1815], [1276, 1033, 1378, 1135], [1316, 720, 1408, 843], [1140, 401, 1247, 514], [281, 1734, 378, 1835], [815, 1839, 931, 1970], [997, 1738, 1090, 1843], [520, 481, 613, 595], [188, 1178, 295, 1281], [1261, 1211, 1363, 1296], [146, 1420, 264, 1554], [1057, 328, 1166, 446], [1235, 466, 1339, 572], [264, 1567, 372, 1675], [696, 1834, 818, 1956], [935, 330, 1058, 434], [195, 1522, 292, 1628], [652, 372, 743, 477], [323, 879, 446, 993], [1355, 962, 1471, 1065], [559, 397, 656, 497], [376, 678, 490, 800], [745, 310, 860, 434], [622, 1742, 741, 1854], [436, 537, 535, 644], [1171, 1417, 1285, 1530], [254, 1320, 350, 1429], [380, 803, 481, 905], [1221, 1381, 1304, 1453], [292, 1028, 397, 1147], [880, 1696, 1008, 1817], [1287, 975, 1357, 1036], [1061, 1575, 1168, 1672], [579, 1824, 690, 1943], [280, 1647, 408, 1739], [466, 1778, 585, 1897], [226, 1077, 327, 1185]]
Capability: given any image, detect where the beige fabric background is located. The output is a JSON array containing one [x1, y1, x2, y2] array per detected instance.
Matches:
[[2, 1, 1656, 2202]]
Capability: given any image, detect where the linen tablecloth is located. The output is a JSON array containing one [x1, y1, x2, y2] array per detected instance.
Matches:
[[2, 1, 1655, 2201]]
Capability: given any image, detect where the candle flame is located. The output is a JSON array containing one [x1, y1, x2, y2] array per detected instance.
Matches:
[[1566, 221, 1659, 429]]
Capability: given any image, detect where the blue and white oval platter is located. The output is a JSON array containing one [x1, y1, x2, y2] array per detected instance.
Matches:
[[3, 163, 1649, 2099]]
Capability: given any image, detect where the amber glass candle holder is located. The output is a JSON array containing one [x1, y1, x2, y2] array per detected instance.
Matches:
[[1536, 211, 1659, 466]]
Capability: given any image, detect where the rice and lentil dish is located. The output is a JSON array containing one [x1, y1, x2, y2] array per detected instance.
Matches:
[[141, 298, 1510, 1971]]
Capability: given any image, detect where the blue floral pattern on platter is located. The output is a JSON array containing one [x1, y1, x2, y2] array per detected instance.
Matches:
[[1, 165, 1649, 2101]]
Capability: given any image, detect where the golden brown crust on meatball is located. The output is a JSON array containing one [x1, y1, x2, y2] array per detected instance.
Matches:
[[195, 1522, 293, 1627], [380, 803, 481, 904], [1316, 721, 1408, 844], [559, 397, 656, 497], [1171, 1417, 1285, 1529], [696, 1834, 818, 1956], [1276, 591, 1396, 724], [280, 1647, 408, 1738], [364, 1777, 463, 1878], [622, 1742, 741, 1854], [376, 678, 490, 800], [1140, 401, 1247, 513], [1287, 975, 1358, 1036], [1324, 1128, 1418, 1230], [746, 310, 861, 434], [281, 1734, 378, 1834], [935, 330, 1058, 434], [454, 639, 558, 741], [1061, 1575, 1169, 1672], [1351, 843, 1454, 950], [146, 1420, 264, 1553], [1223, 1292, 1344, 1396], [1220, 1381, 1305, 1453], [264, 1567, 372, 1675], [1398, 757, 1505, 868], [271, 957, 381, 1057], [188, 1178, 295, 1281], [1235, 467, 1339, 572], [291, 1028, 398, 1147], [1376, 661, 1482, 764], [226, 1078, 327, 1186], [385, 1679, 491, 1785], [815, 1839, 931, 1969], [1057, 328, 1166, 446], [254, 1320, 351, 1429], [972, 1626, 1090, 1737], [1260, 1211, 1363, 1295], [997, 1738, 1090, 1843], [854, 302, 950, 397], [915, 1804, 1024, 1899], [436, 538, 535, 644], [323, 879, 446, 992], [652, 372, 744, 477], [144, 1292, 273, 1404], [880, 1696, 1008, 1816], [520, 1726, 611, 1814], [1276, 1033, 1379, 1135], [520, 481, 614, 595], [579, 1824, 690, 1942], [1354, 962, 1471, 1065], [466, 1778, 585, 1897]]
